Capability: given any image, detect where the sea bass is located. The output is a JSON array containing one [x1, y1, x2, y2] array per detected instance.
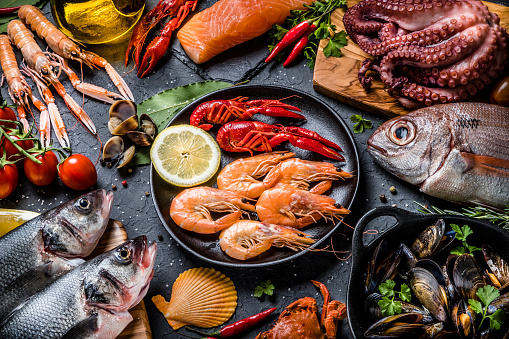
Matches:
[[0, 189, 113, 321], [367, 103, 509, 210], [177, 0, 314, 64], [0, 236, 157, 339]]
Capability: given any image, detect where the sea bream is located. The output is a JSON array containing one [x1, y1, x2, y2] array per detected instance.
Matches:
[[0, 236, 157, 339], [0, 189, 113, 321], [367, 103, 509, 210]]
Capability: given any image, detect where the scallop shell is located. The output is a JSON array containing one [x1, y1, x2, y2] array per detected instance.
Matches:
[[152, 267, 237, 330]]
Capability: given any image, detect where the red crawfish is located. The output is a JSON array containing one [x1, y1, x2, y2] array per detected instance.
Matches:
[[125, 0, 198, 78], [190, 97, 306, 131], [216, 121, 344, 161]]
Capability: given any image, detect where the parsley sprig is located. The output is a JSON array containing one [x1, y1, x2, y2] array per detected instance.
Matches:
[[350, 114, 373, 134], [268, 0, 348, 68], [377, 279, 412, 316], [449, 224, 481, 256], [468, 286, 506, 331], [254, 280, 275, 297]]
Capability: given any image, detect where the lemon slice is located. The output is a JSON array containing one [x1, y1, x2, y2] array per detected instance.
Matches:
[[0, 208, 39, 237], [151, 124, 221, 187]]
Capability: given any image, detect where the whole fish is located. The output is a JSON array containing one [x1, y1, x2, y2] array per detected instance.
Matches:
[[0, 189, 113, 321], [0, 236, 157, 339], [367, 103, 509, 210]]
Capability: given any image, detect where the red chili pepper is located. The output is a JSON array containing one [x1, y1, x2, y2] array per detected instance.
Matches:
[[265, 20, 312, 63], [283, 23, 317, 67], [187, 307, 277, 338], [0, 6, 20, 16]]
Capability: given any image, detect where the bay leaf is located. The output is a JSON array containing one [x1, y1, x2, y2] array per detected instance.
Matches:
[[0, 0, 48, 34], [128, 80, 232, 167]]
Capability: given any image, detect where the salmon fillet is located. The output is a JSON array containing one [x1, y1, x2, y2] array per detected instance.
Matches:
[[177, 0, 315, 64]]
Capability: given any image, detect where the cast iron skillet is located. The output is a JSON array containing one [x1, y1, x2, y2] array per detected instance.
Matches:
[[347, 206, 509, 338], [151, 84, 360, 267]]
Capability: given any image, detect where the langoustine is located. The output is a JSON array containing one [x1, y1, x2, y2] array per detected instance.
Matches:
[[255, 184, 350, 228], [219, 220, 315, 260], [170, 187, 255, 234]]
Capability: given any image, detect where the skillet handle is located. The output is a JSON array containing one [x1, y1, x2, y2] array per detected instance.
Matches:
[[352, 206, 416, 250]]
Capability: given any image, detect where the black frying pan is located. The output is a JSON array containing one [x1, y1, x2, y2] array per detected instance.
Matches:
[[347, 206, 509, 338]]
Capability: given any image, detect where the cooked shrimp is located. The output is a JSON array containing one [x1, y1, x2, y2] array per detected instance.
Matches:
[[264, 158, 353, 194], [217, 151, 295, 198], [255, 184, 350, 228], [7, 20, 96, 135], [170, 187, 255, 234], [219, 220, 315, 260], [18, 5, 134, 101]]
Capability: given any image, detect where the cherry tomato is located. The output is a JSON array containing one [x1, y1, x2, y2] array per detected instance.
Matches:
[[0, 107, 17, 129], [0, 164, 18, 198], [490, 75, 509, 107], [2, 132, 34, 162], [24, 151, 58, 186], [58, 154, 97, 190]]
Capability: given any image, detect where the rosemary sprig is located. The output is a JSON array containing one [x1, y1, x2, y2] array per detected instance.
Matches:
[[415, 202, 509, 230]]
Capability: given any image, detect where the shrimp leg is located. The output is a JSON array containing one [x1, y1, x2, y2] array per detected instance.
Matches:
[[7, 20, 96, 135], [18, 5, 134, 101]]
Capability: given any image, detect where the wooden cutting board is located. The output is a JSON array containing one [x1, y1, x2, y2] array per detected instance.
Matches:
[[89, 219, 153, 339], [313, 0, 509, 117]]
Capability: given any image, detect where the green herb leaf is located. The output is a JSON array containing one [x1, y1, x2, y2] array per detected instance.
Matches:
[[468, 299, 483, 314], [378, 296, 401, 317], [489, 309, 506, 330], [128, 81, 232, 167], [450, 246, 467, 256], [399, 284, 411, 302], [254, 280, 275, 297], [0, 0, 49, 34], [477, 285, 500, 307], [314, 22, 331, 40], [350, 114, 373, 134], [466, 244, 482, 253], [379, 279, 396, 297]]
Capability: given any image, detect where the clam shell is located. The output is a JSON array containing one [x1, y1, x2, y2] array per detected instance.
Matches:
[[152, 267, 237, 330]]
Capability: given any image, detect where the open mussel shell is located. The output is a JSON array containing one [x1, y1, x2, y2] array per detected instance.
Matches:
[[411, 219, 454, 259], [453, 254, 486, 301], [398, 243, 418, 277], [365, 293, 434, 323], [365, 240, 402, 295], [487, 291, 509, 316], [451, 299, 475, 339], [410, 267, 449, 322], [364, 312, 426, 338], [483, 245, 509, 287], [109, 100, 138, 135]]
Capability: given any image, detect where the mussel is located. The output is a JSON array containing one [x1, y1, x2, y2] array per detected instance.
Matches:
[[410, 267, 449, 322], [483, 245, 509, 288], [411, 219, 455, 259], [108, 100, 138, 135], [451, 299, 475, 339], [453, 254, 486, 301], [102, 136, 136, 169], [365, 240, 402, 295], [364, 312, 425, 338], [365, 292, 434, 323], [127, 114, 158, 146]]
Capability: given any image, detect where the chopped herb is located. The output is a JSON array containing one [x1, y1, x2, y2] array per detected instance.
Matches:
[[254, 280, 275, 297], [350, 114, 373, 134], [377, 279, 411, 317], [469, 286, 506, 331]]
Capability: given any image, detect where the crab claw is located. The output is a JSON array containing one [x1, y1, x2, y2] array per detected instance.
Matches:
[[137, 23, 174, 78]]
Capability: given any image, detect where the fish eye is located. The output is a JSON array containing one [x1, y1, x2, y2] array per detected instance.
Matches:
[[388, 120, 416, 146], [76, 197, 91, 210], [41, 68, 49, 75], [116, 247, 131, 262]]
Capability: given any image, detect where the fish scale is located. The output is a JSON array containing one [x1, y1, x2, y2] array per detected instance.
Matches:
[[367, 102, 509, 210]]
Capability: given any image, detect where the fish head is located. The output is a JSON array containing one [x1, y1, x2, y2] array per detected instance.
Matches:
[[85, 236, 157, 313], [43, 189, 114, 257], [367, 110, 451, 185]]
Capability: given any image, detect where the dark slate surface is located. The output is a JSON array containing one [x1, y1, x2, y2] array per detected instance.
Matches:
[[0, 0, 507, 338]]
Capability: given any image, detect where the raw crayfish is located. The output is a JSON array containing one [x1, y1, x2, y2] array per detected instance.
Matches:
[[190, 97, 306, 130], [255, 280, 346, 339], [125, 0, 198, 78], [216, 121, 345, 161]]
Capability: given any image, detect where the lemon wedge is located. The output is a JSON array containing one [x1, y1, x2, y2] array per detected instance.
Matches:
[[150, 124, 221, 187], [0, 209, 39, 237]]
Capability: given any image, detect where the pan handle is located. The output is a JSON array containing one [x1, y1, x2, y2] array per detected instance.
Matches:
[[352, 206, 420, 250]]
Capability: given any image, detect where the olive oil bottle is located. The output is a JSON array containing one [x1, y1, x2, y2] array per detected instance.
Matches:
[[50, 0, 145, 44]]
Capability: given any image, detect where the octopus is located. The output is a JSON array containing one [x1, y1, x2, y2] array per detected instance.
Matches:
[[343, 0, 509, 108]]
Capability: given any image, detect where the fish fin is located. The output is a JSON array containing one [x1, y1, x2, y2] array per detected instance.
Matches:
[[0, 297, 31, 327], [461, 152, 509, 176], [61, 313, 99, 339]]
